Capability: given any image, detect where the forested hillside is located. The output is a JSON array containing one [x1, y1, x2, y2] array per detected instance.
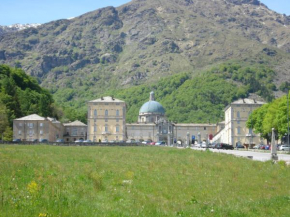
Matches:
[[0, 65, 58, 140], [106, 62, 278, 123]]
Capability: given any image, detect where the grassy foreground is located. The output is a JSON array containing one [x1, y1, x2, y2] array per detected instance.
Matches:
[[0, 146, 290, 217]]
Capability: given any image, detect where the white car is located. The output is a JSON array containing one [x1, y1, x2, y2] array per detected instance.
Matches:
[[201, 142, 207, 148], [279, 145, 290, 151]]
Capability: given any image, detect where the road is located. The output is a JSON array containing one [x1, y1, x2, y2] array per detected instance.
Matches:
[[190, 147, 290, 162]]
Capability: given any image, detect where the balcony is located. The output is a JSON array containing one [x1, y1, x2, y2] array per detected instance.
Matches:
[[246, 133, 254, 137]]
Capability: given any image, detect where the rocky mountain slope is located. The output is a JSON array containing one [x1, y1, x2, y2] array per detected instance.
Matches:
[[0, 0, 289, 101], [0, 23, 41, 35]]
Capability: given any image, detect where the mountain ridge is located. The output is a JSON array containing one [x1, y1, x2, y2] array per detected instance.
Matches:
[[0, 0, 289, 103]]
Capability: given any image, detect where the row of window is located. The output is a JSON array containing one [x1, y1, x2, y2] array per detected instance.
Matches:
[[93, 109, 120, 117], [236, 127, 252, 135], [18, 123, 44, 127], [94, 125, 120, 133], [93, 119, 120, 122], [18, 130, 43, 135]]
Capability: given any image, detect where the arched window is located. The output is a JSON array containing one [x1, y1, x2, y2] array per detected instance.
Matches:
[[94, 109, 97, 117], [116, 110, 119, 116], [116, 125, 119, 132], [105, 110, 108, 116], [94, 124, 97, 132]]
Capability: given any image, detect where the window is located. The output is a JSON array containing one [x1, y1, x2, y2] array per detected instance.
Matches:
[[94, 109, 97, 117], [72, 128, 77, 136], [18, 130, 21, 135], [249, 128, 253, 134], [204, 127, 207, 130], [116, 125, 119, 132], [40, 123, 43, 127], [105, 110, 108, 116], [105, 125, 108, 132], [29, 130, 34, 136], [19, 123, 22, 127], [237, 120, 240, 124], [237, 111, 240, 118], [116, 110, 119, 116], [94, 124, 97, 132], [105, 119, 108, 122], [40, 130, 43, 135], [28, 123, 34, 128], [94, 119, 96, 122], [237, 127, 241, 135], [116, 119, 119, 122]]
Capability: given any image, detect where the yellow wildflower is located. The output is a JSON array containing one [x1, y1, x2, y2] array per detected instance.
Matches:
[[27, 181, 39, 194]]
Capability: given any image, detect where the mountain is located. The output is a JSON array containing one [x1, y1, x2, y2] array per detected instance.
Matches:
[[0, 23, 41, 35], [0, 0, 289, 121]]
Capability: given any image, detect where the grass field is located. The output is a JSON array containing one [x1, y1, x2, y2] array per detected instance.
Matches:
[[0, 145, 290, 217]]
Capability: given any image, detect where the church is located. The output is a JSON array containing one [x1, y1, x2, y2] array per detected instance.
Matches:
[[126, 92, 217, 145]]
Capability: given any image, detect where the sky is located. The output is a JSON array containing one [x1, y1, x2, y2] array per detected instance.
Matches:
[[0, 0, 289, 26]]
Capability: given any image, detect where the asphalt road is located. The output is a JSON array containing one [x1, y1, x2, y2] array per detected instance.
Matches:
[[190, 147, 290, 162]]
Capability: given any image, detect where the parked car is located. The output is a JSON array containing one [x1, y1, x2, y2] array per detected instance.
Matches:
[[216, 143, 234, 150], [279, 145, 290, 151], [201, 142, 207, 148], [156, 141, 166, 146], [39, 139, 48, 143], [83, 140, 92, 143], [12, 139, 21, 143], [210, 143, 217, 149], [142, 140, 151, 145], [56, 139, 64, 143], [101, 139, 108, 143], [75, 139, 84, 143], [253, 144, 263, 149], [150, 141, 156, 145], [236, 144, 244, 149]]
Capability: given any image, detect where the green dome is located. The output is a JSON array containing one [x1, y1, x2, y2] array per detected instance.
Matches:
[[139, 101, 165, 114]]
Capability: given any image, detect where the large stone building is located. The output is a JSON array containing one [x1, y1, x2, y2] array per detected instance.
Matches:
[[87, 96, 126, 142], [126, 92, 217, 145], [63, 120, 87, 142], [13, 114, 63, 142], [213, 98, 265, 147]]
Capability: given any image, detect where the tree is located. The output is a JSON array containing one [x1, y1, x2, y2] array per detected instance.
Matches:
[[3, 126, 13, 141]]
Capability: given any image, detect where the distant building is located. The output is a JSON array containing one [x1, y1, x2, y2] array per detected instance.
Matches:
[[213, 98, 265, 147], [13, 114, 63, 142], [63, 120, 87, 142], [87, 96, 126, 142]]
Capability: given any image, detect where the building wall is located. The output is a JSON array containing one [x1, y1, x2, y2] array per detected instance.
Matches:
[[126, 123, 217, 145], [88, 101, 126, 142], [13, 120, 62, 142], [63, 126, 87, 142], [175, 125, 217, 144], [127, 124, 156, 141], [223, 103, 265, 146]]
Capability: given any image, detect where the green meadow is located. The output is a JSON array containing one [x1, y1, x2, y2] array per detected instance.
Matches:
[[0, 145, 289, 217]]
